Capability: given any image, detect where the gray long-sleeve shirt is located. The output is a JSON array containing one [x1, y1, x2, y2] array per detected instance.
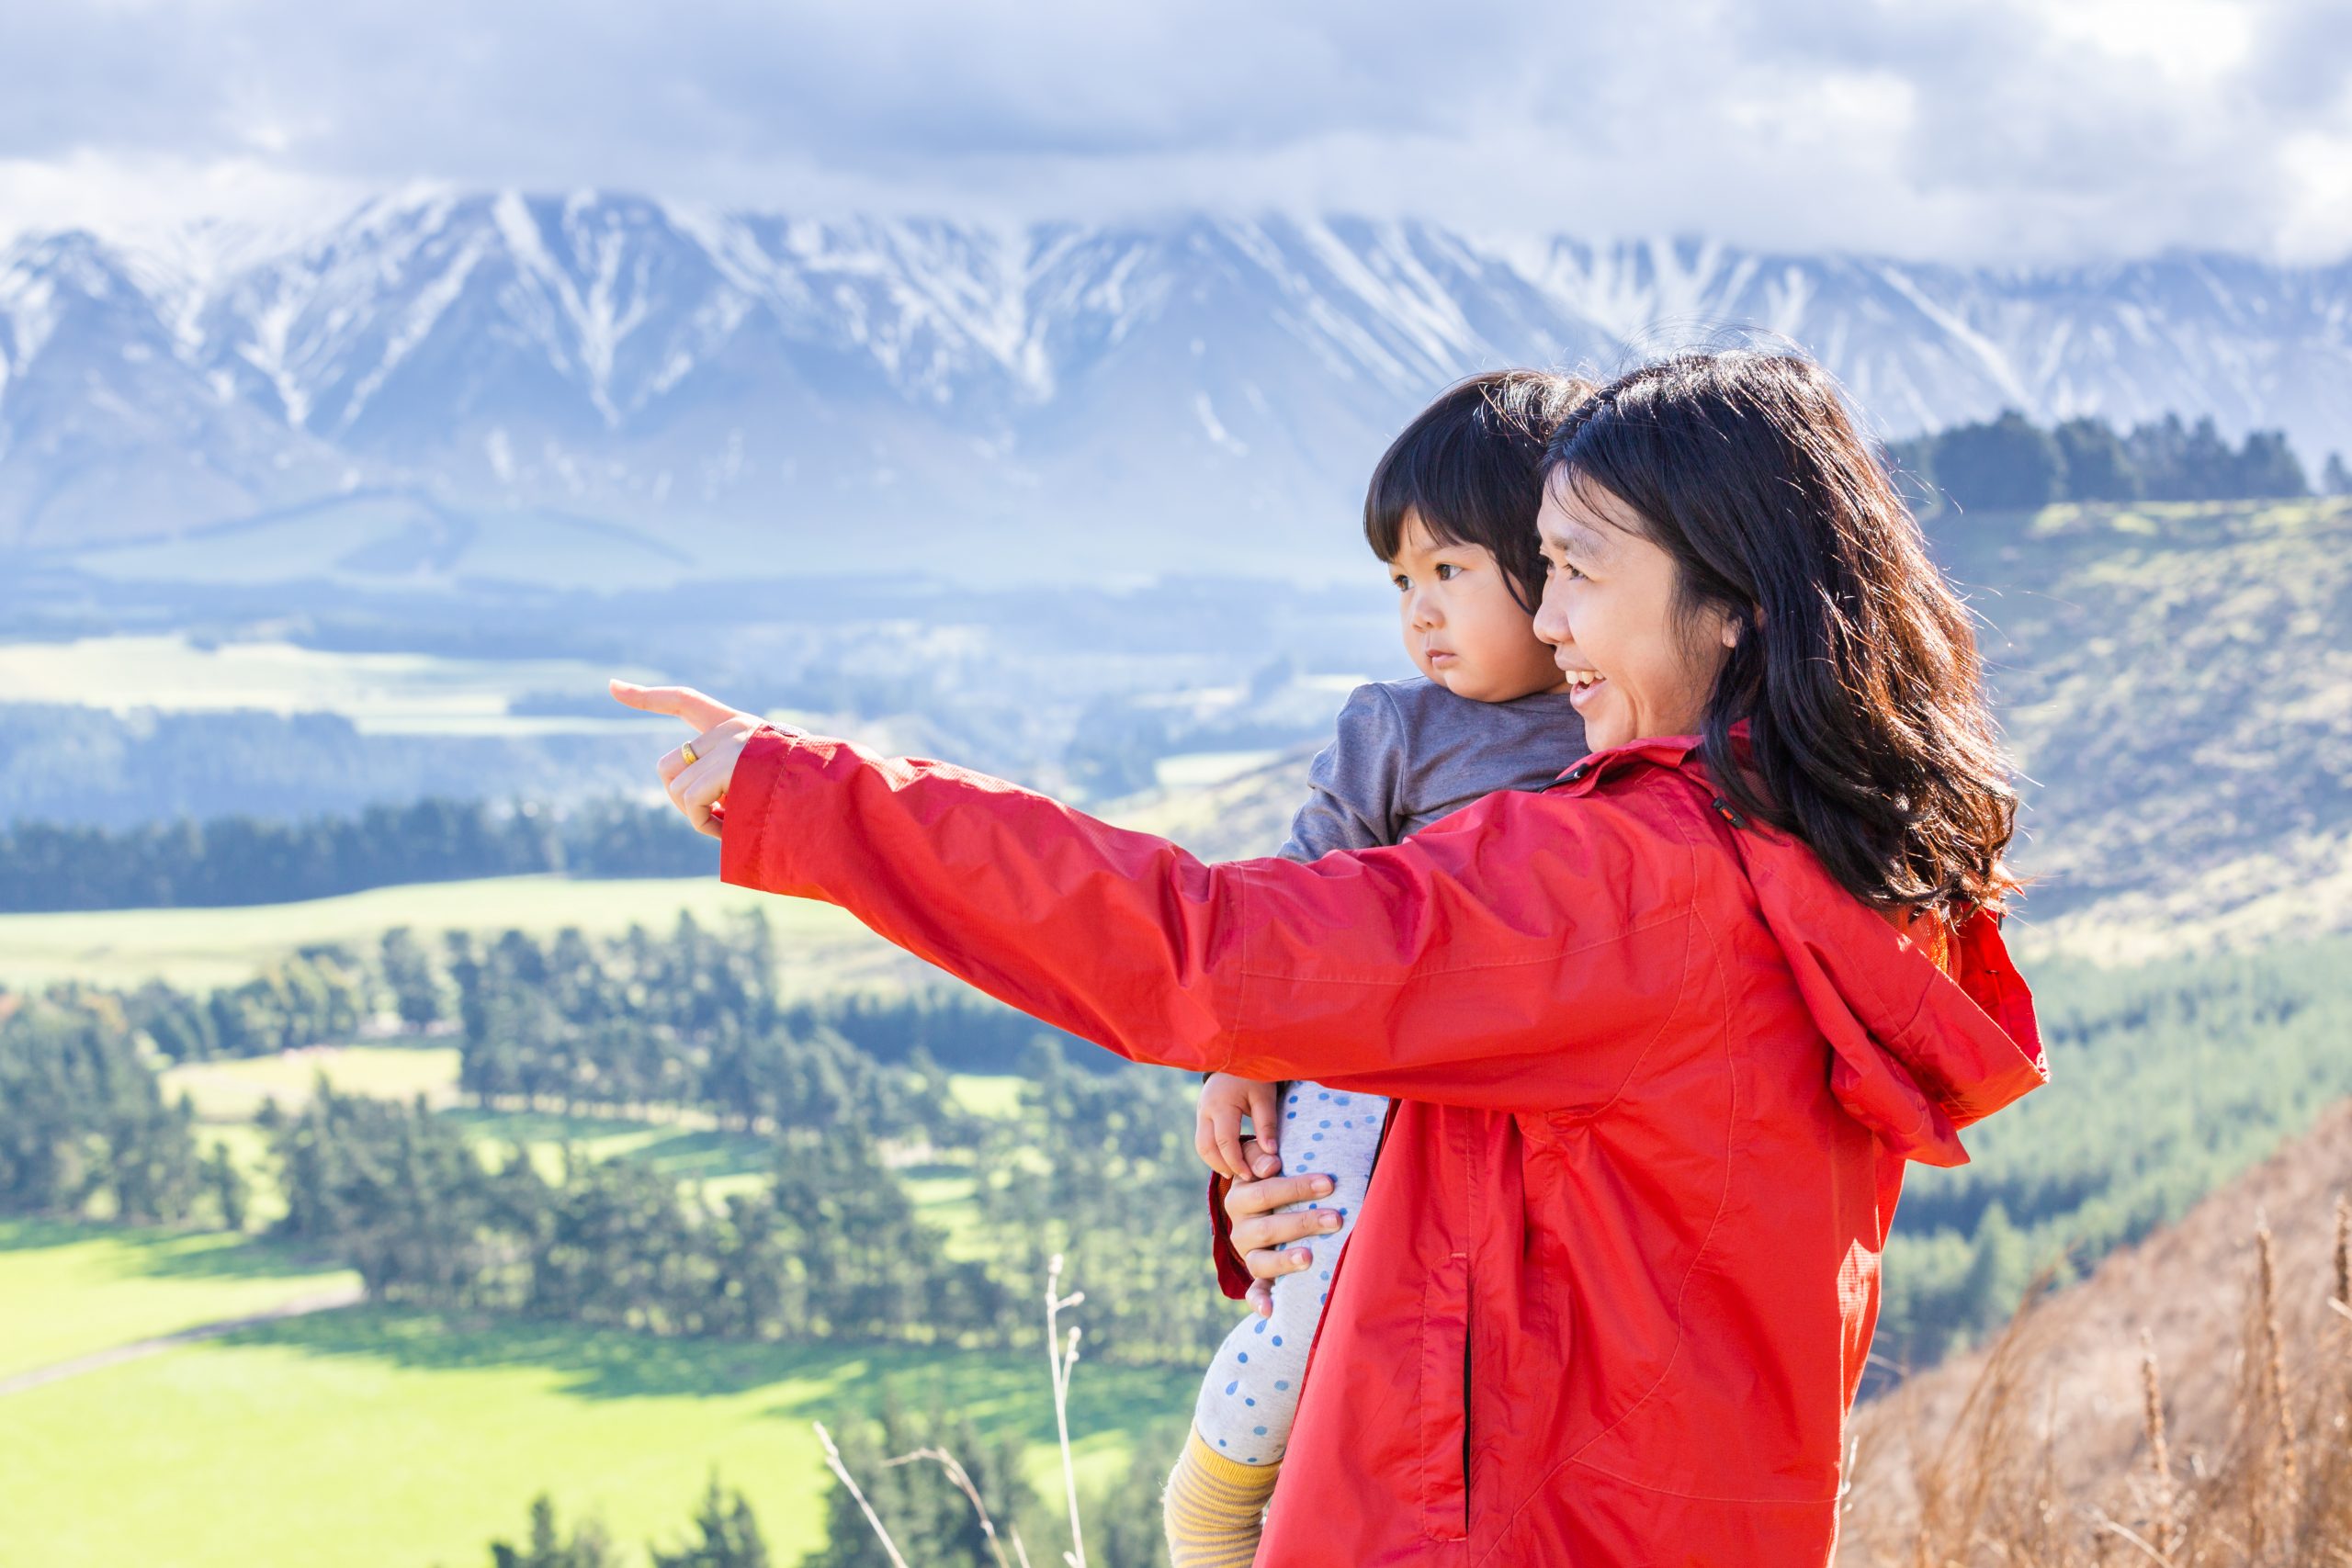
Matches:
[[1277, 677, 1589, 863]]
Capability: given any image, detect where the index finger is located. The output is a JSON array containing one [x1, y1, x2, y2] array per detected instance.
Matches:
[[1222, 1169, 1332, 1220], [609, 679, 738, 731]]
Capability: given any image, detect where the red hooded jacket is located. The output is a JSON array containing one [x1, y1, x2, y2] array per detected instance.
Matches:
[[716, 726, 2046, 1566]]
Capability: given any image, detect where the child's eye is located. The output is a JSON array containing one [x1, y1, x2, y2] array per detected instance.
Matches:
[[1392, 573, 1410, 592], [1433, 563, 1459, 581]]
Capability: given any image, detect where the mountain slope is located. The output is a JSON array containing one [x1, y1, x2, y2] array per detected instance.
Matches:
[[1840, 1096, 2352, 1560], [4, 195, 2349, 583], [1935, 498, 2352, 961]]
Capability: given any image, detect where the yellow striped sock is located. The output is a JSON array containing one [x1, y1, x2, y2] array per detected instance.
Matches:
[[1163, 1427, 1279, 1568]]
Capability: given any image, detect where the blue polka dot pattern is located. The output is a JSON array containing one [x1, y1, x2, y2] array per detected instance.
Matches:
[[1189, 1081, 1391, 1470]]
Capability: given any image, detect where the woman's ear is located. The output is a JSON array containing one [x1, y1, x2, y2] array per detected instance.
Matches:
[[1723, 604, 1762, 648]]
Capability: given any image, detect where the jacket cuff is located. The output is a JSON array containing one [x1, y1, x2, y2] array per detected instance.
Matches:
[[718, 726, 808, 891]]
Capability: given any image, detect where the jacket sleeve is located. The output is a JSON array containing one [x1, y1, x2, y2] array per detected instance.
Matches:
[[718, 728, 1700, 1113], [1276, 683, 1405, 862]]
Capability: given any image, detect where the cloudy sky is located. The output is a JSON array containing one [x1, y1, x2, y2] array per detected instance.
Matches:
[[1, 0, 2346, 264]]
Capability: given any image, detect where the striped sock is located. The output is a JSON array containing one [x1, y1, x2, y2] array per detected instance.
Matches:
[[1163, 1427, 1279, 1568]]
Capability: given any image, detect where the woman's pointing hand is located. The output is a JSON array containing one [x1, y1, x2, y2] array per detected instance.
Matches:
[[608, 679, 771, 839]]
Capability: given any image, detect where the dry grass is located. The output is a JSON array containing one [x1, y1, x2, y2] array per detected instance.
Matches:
[[1846, 1191, 2352, 1565]]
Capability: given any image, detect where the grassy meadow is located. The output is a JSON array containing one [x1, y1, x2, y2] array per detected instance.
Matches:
[[0, 1228, 1187, 1568], [0, 874, 919, 995], [0, 1055, 1153, 1568], [0, 1221, 357, 1381]]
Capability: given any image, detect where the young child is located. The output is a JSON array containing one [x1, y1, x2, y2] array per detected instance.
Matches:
[[1161, 369, 1596, 1567]]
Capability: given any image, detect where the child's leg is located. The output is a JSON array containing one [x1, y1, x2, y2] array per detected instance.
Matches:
[[1166, 1083, 1387, 1564]]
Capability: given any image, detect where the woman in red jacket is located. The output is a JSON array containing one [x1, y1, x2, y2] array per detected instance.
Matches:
[[612, 350, 2045, 1566]]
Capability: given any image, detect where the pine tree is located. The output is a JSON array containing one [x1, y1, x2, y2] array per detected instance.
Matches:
[[2231, 430, 2308, 499], [1928, 411, 2065, 512], [379, 926, 447, 1032], [2052, 416, 2141, 502], [650, 1473, 770, 1568], [204, 1141, 249, 1232], [488, 1493, 617, 1568], [2324, 452, 2351, 496]]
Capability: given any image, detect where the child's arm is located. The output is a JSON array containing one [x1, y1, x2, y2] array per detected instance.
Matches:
[[1275, 683, 1408, 862]]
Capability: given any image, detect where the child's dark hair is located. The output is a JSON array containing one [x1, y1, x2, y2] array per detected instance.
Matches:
[[1364, 370, 1598, 611]]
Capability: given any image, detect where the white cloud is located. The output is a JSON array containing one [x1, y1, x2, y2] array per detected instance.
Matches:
[[0, 0, 2346, 264]]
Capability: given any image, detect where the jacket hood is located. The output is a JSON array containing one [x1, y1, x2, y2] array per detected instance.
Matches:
[[1559, 733, 2048, 1166], [1730, 819, 2046, 1166]]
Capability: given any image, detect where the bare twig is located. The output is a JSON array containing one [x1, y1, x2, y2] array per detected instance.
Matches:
[[883, 1447, 1024, 1568], [2142, 1330, 2176, 1562], [815, 1420, 911, 1568], [1046, 1252, 1089, 1568], [2256, 1217, 2300, 1489]]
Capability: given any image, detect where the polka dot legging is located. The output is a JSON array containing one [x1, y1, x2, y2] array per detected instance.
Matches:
[[1192, 1081, 1390, 1466]]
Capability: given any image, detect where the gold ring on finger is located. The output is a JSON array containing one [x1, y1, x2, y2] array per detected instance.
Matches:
[[680, 742, 699, 765]]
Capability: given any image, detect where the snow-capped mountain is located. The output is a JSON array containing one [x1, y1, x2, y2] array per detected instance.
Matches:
[[3, 191, 2347, 585]]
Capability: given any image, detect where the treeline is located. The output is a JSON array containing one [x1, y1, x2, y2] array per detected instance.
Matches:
[[482, 1476, 769, 1568], [1892, 409, 2344, 514], [1876, 934, 2352, 1372], [478, 1407, 1181, 1567], [263, 1041, 1225, 1369], [439, 915, 1111, 1122], [0, 795, 715, 914], [267, 1083, 1007, 1341], [0, 989, 209, 1224], [101, 908, 1091, 1088]]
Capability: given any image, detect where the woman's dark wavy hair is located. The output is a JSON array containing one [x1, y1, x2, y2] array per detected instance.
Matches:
[[1545, 350, 2018, 914], [1365, 369, 1598, 611]]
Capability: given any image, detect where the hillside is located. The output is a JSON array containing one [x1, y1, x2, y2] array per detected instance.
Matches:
[[5, 195, 2350, 584], [1932, 498, 2352, 961], [1840, 1098, 2352, 1561]]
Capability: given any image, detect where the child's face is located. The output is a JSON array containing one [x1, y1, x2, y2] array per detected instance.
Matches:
[[1389, 513, 1566, 703]]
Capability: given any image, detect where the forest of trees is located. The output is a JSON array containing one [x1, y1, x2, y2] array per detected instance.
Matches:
[[478, 1407, 1182, 1568], [0, 795, 716, 913], [18, 892, 2352, 1489], [257, 1042, 1220, 1366], [1891, 409, 2339, 514], [0, 912, 1227, 1369], [1872, 935, 2352, 1371], [481, 1476, 772, 1568], [0, 988, 205, 1224]]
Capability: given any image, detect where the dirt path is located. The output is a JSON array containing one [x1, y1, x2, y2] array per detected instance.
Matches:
[[0, 1281, 366, 1397]]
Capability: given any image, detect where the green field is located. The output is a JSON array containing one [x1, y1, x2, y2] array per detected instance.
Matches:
[[162, 1045, 1023, 1227], [0, 1221, 357, 1382], [0, 874, 918, 995], [0, 1223, 1186, 1567]]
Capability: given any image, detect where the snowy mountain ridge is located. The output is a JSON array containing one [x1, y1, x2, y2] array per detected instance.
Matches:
[[4, 190, 2347, 584]]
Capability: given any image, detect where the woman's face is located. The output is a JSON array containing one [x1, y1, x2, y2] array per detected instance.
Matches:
[[1532, 476, 1737, 751]]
